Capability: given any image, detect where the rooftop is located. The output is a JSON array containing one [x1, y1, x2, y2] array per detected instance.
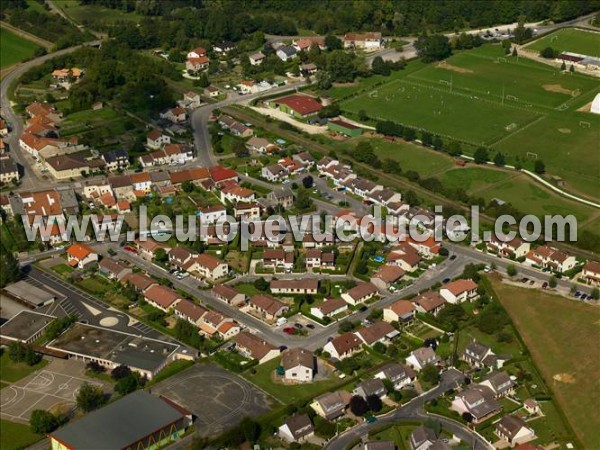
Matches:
[[0, 310, 56, 342]]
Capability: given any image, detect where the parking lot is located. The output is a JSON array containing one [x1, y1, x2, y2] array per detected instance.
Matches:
[[151, 363, 273, 437]]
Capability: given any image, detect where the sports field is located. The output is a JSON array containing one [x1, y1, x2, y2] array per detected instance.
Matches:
[[0, 28, 41, 68], [525, 28, 600, 57], [340, 44, 600, 200], [492, 279, 600, 450]]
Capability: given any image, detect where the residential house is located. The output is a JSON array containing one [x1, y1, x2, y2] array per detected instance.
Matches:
[[221, 186, 255, 204], [355, 321, 399, 346], [369, 188, 402, 207], [462, 341, 496, 369], [451, 385, 501, 424], [310, 298, 347, 320], [186, 47, 206, 59], [185, 56, 209, 72], [230, 122, 253, 138], [271, 279, 319, 295], [268, 187, 294, 208], [495, 415, 536, 447], [412, 292, 446, 316], [130, 172, 152, 193], [198, 205, 226, 224], [109, 175, 135, 200], [371, 265, 405, 291], [0, 157, 19, 184], [136, 239, 171, 261], [262, 249, 294, 270], [293, 151, 315, 168], [375, 363, 416, 390], [409, 426, 438, 450], [168, 247, 195, 270], [102, 149, 129, 171], [293, 37, 326, 51], [66, 243, 98, 269], [387, 243, 421, 272], [278, 414, 314, 443], [341, 282, 377, 306], [246, 137, 271, 154], [232, 331, 279, 364], [160, 107, 187, 124], [213, 41, 235, 53], [248, 295, 289, 320], [98, 259, 132, 281], [479, 371, 515, 398], [204, 85, 219, 97], [525, 245, 577, 273], [281, 348, 315, 383], [143, 285, 181, 312], [199, 310, 239, 339], [173, 299, 208, 326], [317, 156, 338, 172], [353, 378, 386, 399], [405, 347, 440, 371], [524, 399, 540, 415], [300, 63, 318, 75], [407, 236, 442, 259], [439, 279, 479, 304], [234, 201, 261, 220], [45, 155, 91, 180], [383, 300, 416, 324], [212, 284, 246, 306], [187, 254, 229, 281], [249, 52, 265, 66], [179, 91, 202, 109], [310, 391, 350, 420], [305, 249, 335, 270], [262, 163, 288, 182], [486, 233, 531, 259], [582, 261, 600, 286], [146, 130, 171, 149], [343, 32, 382, 49], [323, 332, 362, 360], [276, 45, 297, 61], [123, 273, 156, 293]]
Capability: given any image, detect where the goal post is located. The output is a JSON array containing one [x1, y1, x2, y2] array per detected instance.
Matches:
[[579, 121, 591, 128], [526, 152, 538, 160]]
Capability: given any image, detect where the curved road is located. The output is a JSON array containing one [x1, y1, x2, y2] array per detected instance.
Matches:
[[0, 41, 100, 191]]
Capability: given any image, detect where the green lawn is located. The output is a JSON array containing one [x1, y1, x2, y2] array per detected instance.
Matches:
[[369, 423, 421, 450], [525, 28, 600, 57], [439, 167, 513, 193], [76, 276, 110, 296], [0, 28, 41, 68], [492, 279, 600, 449], [55, 0, 144, 27], [0, 352, 48, 383], [0, 420, 43, 450], [51, 263, 75, 278], [243, 357, 349, 404], [528, 400, 575, 446]]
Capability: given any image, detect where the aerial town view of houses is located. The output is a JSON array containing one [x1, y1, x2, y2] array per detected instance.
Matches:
[[0, 2, 599, 450]]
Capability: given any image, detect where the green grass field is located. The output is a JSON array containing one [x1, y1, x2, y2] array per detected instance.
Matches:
[[55, 0, 144, 27], [0, 420, 43, 450], [339, 44, 600, 201], [0, 351, 48, 382], [526, 28, 600, 57], [492, 279, 600, 449], [0, 28, 41, 68], [439, 167, 514, 193]]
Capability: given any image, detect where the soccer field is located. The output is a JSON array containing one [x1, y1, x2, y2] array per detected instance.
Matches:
[[0, 28, 41, 68], [340, 44, 600, 200], [525, 28, 600, 57]]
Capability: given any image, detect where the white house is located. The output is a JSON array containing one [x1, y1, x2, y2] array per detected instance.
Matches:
[[495, 415, 536, 447], [310, 297, 347, 320], [374, 363, 416, 390], [323, 332, 362, 360], [439, 279, 479, 304], [249, 52, 265, 66], [66, 243, 98, 269], [341, 282, 377, 306], [198, 205, 227, 224], [278, 414, 314, 443], [281, 348, 314, 383], [405, 347, 440, 371]]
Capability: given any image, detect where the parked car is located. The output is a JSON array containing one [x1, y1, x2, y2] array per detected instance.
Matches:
[[542, 282, 548, 289], [450, 255, 457, 260], [443, 277, 451, 284], [306, 324, 315, 329], [294, 323, 303, 329]]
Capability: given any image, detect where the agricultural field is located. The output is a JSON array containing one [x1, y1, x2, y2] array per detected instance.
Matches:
[[340, 43, 600, 201], [492, 279, 600, 450], [525, 28, 600, 57], [0, 28, 41, 68], [53, 0, 144, 28]]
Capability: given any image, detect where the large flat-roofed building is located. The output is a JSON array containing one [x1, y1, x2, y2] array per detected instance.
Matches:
[[3, 280, 58, 308], [47, 323, 185, 379], [50, 391, 192, 450], [0, 310, 56, 344]]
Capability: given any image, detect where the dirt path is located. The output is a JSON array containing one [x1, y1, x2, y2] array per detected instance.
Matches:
[[250, 106, 328, 134], [0, 21, 53, 49]]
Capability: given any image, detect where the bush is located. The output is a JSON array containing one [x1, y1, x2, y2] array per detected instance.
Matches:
[[30, 410, 58, 434]]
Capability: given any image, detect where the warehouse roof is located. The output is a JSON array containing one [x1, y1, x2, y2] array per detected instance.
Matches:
[[50, 391, 188, 449]]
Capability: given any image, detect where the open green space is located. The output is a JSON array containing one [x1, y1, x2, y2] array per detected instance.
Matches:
[[54, 0, 144, 28], [525, 28, 600, 57], [438, 167, 513, 193], [243, 357, 348, 404], [0, 351, 48, 383], [0, 419, 43, 450], [0, 27, 41, 68], [492, 279, 600, 449]]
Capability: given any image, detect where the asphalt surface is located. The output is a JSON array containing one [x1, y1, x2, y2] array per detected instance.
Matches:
[[323, 369, 493, 450]]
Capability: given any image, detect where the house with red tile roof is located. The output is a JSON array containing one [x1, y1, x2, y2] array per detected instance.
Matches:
[[271, 95, 323, 118], [144, 285, 182, 312], [582, 261, 600, 286], [184, 253, 228, 281], [220, 185, 255, 203], [173, 299, 208, 325], [248, 295, 289, 320], [323, 332, 362, 360], [371, 265, 404, 291], [233, 331, 279, 364], [341, 282, 378, 306], [439, 279, 479, 304], [146, 130, 171, 149], [212, 285, 246, 306], [310, 298, 348, 320], [412, 291, 446, 316], [383, 300, 416, 324], [186, 56, 210, 72], [66, 243, 98, 269], [525, 245, 577, 273]]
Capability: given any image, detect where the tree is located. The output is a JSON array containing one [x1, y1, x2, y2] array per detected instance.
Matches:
[[253, 277, 269, 291], [240, 417, 261, 442], [366, 394, 382, 412], [326, 50, 356, 82], [86, 361, 105, 373], [153, 247, 168, 263], [111, 364, 132, 380], [548, 275, 557, 288], [414, 34, 452, 62], [295, 187, 313, 211], [181, 180, 194, 193], [447, 140, 462, 156], [0, 248, 21, 288], [76, 382, 106, 412], [338, 320, 354, 333], [462, 412, 473, 423], [324, 34, 342, 50], [591, 288, 600, 300], [349, 395, 369, 416], [432, 136, 444, 151], [371, 56, 391, 76], [30, 410, 58, 434], [25, 346, 41, 366], [302, 175, 314, 189], [561, 60, 567, 71], [512, 47, 518, 57], [473, 147, 489, 164], [506, 264, 517, 277], [358, 109, 368, 121], [315, 70, 332, 90], [534, 159, 546, 175], [493, 152, 505, 167], [539, 47, 556, 58], [570, 64, 575, 73], [115, 373, 140, 395], [420, 364, 440, 385]]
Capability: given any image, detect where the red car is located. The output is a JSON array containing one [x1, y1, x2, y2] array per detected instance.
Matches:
[[123, 246, 138, 254], [283, 327, 296, 335]]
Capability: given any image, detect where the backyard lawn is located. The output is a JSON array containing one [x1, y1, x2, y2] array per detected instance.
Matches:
[[491, 279, 600, 449]]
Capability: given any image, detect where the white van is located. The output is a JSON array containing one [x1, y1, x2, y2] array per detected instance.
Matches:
[[276, 317, 288, 326]]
